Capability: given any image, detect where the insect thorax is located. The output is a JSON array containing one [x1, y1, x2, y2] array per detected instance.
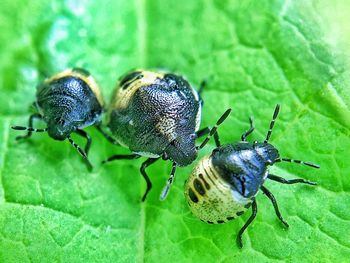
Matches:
[[211, 143, 271, 198]]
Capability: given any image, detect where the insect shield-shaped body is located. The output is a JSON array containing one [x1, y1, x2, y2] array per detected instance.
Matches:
[[103, 70, 231, 201], [108, 71, 201, 164], [184, 105, 320, 248], [12, 68, 104, 170]]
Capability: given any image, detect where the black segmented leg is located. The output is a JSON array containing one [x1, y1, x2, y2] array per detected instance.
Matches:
[[75, 129, 91, 156], [237, 199, 257, 248], [260, 185, 289, 228], [159, 162, 177, 200], [12, 113, 43, 140], [102, 154, 141, 164], [95, 124, 119, 145], [268, 174, 317, 185], [241, 117, 254, 142], [140, 158, 160, 202], [67, 135, 93, 171]]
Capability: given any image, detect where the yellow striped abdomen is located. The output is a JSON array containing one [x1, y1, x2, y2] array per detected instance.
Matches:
[[184, 155, 252, 224], [45, 68, 104, 106], [109, 70, 164, 111]]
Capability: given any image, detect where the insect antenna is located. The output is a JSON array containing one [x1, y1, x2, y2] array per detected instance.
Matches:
[[275, 157, 320, 169], [197, 108, 231, 150], [160, 108, 231, 201], [264, 104, 280, 143]]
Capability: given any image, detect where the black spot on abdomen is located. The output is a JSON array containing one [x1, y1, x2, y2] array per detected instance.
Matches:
[[199, 174, 210, 190], [188, 188, 198, 203], [236, 211, 244, 216], [193, 178, 206, 196], [244, 203, 252, 209]]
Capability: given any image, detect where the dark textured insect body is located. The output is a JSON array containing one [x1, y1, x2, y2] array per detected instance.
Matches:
[[12, 68, 104, 169], [108, 70, 201, 164], [184, 105, 320, 248], [102, 70, 231, 201]]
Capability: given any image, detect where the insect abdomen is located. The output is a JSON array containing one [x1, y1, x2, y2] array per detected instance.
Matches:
[[109, 70, 164, 111], [185, 156, 251, 224], [36, 73, 103, 128], [41, 68, 104, 106]]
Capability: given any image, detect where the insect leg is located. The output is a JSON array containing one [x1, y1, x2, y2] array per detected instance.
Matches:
[[140, 158, 160, 202], [268, 174, 317, 185], [241, 116, 254, 141], [75, 129, 91, 156], [159, 162, 177, 200], [95, 124, 120, 145], [102, 154, 141, 164], [12, 113, 44, 140], [260, 185, 289, 228], [67, 135, 93, 171], [237, 199, 257, 248]]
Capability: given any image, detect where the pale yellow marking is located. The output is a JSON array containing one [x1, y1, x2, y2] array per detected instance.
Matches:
[[45, 68, 104, 106], [156, 117, 177, 141], [109, 71, 164, 111], [185, 155, 250, 223]]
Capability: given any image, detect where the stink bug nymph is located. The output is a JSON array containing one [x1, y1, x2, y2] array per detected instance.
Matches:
[[184, 105, 320, 248], [12, 68, 104, 170], [101, 69, 231, 201]]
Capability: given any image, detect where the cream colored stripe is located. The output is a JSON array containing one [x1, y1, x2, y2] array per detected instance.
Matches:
[[44, 69, 104, 106]]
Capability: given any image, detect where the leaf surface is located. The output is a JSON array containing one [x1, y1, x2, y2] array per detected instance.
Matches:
[[0, 0, 349, 262]]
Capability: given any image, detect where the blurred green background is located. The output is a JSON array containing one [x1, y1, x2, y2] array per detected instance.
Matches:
[[0, 0, 350, 262]]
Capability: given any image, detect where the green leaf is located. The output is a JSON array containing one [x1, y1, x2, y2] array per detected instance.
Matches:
[[1, 0, 350, 262]]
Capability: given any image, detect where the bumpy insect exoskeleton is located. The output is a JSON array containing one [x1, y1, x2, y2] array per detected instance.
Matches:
[[184, 104, 320, 248], [101, 69, 231, 201], [12, 68, 104, 170]]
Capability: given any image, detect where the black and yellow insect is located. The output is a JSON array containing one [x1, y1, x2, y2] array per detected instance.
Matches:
[[184, 105, 320, 248], [12, 68, 104, 170], [102, 69, 231, 201]]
